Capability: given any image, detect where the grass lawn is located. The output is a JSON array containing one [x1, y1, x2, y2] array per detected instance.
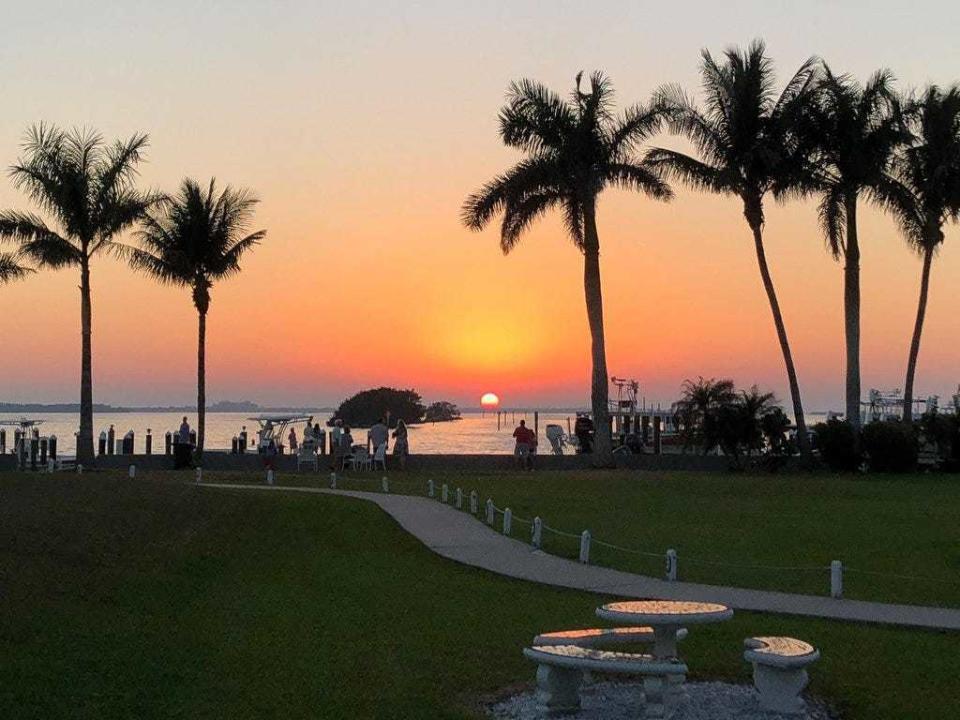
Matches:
[[285, 468, 959, 608], [1, 472, 958, 719]]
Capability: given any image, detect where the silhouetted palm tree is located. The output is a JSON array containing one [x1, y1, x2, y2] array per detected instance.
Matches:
[[122, 179, 264, 458], [673, 376, 737, 453], [0, 126, 157, 464], [647, 41, 816, 461], [796, 66, 905, 432], [0, 253, 32, 284], [462, 72, 672, 467], [879, 86, 960, 421]]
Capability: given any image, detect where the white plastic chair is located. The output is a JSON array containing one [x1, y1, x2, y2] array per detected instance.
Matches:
[[372, 443, 387, 471], [351, 446, 371, 471], [297, 443, 318, 472]]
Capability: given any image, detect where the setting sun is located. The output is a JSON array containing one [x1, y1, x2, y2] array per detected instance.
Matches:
[[480, 392, 500, 408]]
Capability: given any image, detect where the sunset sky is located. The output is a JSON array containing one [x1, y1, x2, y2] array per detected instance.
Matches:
[[1, 1, 958, 410]]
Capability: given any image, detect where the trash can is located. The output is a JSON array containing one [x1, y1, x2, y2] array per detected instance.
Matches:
[[174, 442, 193, 470]]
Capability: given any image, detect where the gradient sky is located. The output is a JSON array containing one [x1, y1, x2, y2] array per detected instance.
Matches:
[[1, 1, 958, 410]]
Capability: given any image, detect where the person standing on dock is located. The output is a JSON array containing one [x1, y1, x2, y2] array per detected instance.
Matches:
[[179, 417, 191, 446]]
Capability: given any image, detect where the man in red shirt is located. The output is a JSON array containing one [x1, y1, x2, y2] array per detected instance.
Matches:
[[513, 420, 535, 470]]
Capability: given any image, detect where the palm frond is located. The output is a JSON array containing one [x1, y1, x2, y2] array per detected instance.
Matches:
[[500, 191, 563, 253], [609, 101, 667, 156], [0, 252, 33, 284], [644, 148, 727, 194], [0, 211, 81, 268], [499, 79, 575, 154], [461, 158, 562, 230], [606, 163, 673, 200], [817, 188, 847, 258]]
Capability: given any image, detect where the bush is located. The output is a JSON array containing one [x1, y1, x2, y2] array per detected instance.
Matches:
[[813, 419, 860, 471], [862, 420, 918, 473], [919, 413, 960, 465]]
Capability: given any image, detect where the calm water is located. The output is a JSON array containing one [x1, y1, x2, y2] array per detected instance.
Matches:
[[2, 411, 586, 456], [3, 410, 836, 457]]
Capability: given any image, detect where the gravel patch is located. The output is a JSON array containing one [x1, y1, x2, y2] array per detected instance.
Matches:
[[488, 680, 836, 720]]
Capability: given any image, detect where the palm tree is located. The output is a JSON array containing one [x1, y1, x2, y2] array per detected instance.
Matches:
[[879, 86, 960, 421], [798, 66, 905, 432], [122, 179, 264, 458], [0, 125, 157, 465], [461, 72, 672, 467], [647, 41, 816, 461], [0, 253, 32, 284], [673, 376, 737, 453]]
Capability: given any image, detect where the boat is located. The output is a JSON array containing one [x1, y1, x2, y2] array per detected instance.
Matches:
[[248, 414, 315, 453]]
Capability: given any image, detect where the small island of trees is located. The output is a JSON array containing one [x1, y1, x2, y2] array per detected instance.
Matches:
[[328, 388, 461, 428]]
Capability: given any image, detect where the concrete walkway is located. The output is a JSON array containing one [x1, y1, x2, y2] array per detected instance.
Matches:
[[199, 482, 960, 631]]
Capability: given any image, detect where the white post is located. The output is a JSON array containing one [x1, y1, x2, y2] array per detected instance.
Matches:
[[329, 472, 337, 489], [532, 516, 543, 548], [579, 530, 591, 564], [441, 483, 449, 503], [666, 549, 678, 581], [831, 560, 843, 599], [266, 469, 274, 486], [129, 464, 136, 479], [381, 477, 389, 493], [469, 490, 478, 514], [195, 467, 202, 484], [47, 459, 55, 473], [455, 488, 463, 509], [76, 463, 83, 474], [427, 479, 435, 498], [485, 498, 494, 525], [503, 508, 512, 535]]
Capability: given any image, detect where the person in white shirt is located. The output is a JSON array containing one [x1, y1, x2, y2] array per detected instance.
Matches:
[[368, 418, 389, 452]]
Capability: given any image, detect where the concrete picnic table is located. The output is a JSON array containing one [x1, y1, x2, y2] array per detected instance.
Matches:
[[596, 600, 734, 659]]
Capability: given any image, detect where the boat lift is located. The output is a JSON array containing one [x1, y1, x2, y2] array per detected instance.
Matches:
[[0, 418, 51, 469], [248, 415, 314, 453], [860, 389, 952, 423]]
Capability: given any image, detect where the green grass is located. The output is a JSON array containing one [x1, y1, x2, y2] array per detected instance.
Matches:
[[307, 469, 959, 608], [2, 472, 958, 719]]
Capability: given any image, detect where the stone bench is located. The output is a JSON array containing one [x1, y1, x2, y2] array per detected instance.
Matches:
[[743, 636, 820, 716], [524, 644, 687, 719], [533, 626, 688, 649]]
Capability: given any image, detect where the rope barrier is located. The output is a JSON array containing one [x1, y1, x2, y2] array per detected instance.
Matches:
[[844, 567, 960, 585], [541, 523, 583, 540], [680, 557, 829, 572], [591, 538, 665, 559], [454, 492, 953, 589]]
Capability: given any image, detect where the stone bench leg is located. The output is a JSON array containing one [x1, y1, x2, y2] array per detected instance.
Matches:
[[751, 664, 809, 716], [535, 664, 583, 715], [642, 675, 667, 719]]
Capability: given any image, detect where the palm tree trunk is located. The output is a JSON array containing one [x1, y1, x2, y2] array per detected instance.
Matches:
[[583, 201, 613, 468], [843, 194, 862, 433], [903, 244, 934, 423], [76, 257, 95, 465], [197, 309, 206, 459], [748, 220, 811, 461]]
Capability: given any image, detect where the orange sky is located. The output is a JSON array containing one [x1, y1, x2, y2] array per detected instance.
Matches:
[[1, 2, 958, 410]]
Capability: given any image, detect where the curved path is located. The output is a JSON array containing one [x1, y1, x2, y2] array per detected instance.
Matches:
[[199, 482, 960, 631]]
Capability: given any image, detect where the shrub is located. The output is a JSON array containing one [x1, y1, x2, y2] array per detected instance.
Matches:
[[813, 419, 860, 471], [919, 413, 960, 465], [862, 420, 918, 472]]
